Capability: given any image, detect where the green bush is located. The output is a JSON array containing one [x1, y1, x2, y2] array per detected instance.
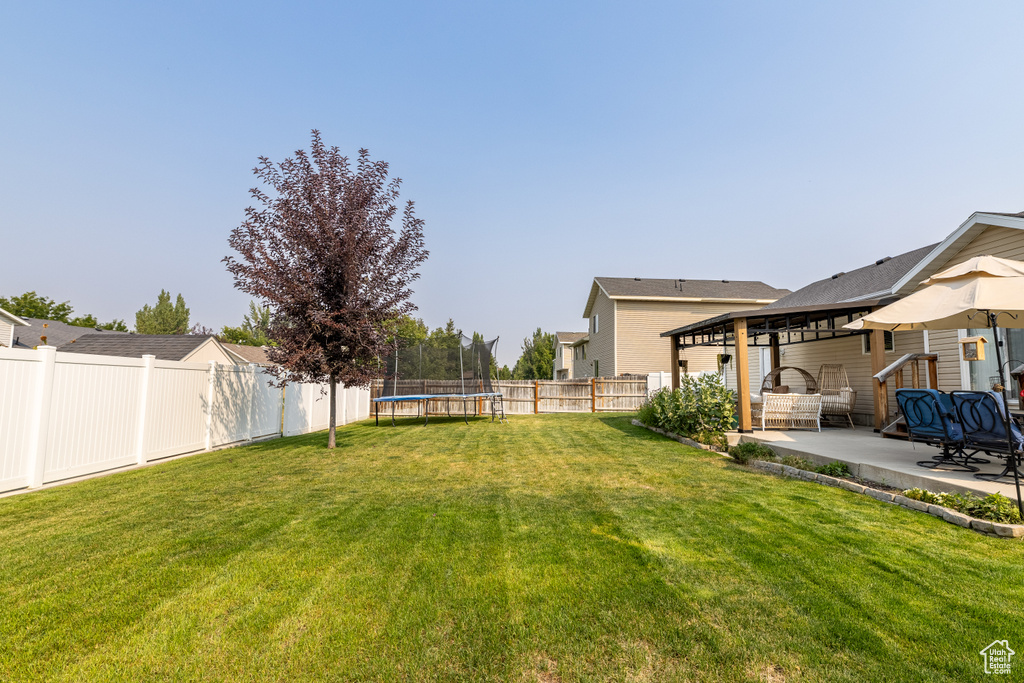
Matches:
[[728, 442, 777, 465], [902, 488, 1022, 525], [636, 375, 736, 447], [815, 461, 851, 478], [780, 455, 815, 471]]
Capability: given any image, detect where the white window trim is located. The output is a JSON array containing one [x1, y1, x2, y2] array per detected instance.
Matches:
[[861, 331, 895, 355]]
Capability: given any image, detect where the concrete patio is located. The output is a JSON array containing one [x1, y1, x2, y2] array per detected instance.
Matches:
[[734, 426, 1021, 498]]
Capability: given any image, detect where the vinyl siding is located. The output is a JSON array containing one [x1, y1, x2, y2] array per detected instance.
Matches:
[[0, 321, 11, 348], [928, 329, 963, 391], [580, 291, 616, 377], [615, 300, 763, 376], [944, 225, 1024, 265], [553, 343, 573, 379]]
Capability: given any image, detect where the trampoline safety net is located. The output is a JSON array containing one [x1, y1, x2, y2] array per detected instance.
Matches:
[[380, 335, 498, 398]]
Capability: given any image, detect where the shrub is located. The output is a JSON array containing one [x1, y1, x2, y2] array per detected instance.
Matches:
[[780, 455, 815, 471], [902, 488, 1022, 525], [815, 461, 851, 478], [728, 442, 777, 465], [636, 375, 736, 446]]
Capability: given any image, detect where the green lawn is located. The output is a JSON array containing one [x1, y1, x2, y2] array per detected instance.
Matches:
[[1, 414, 1022, 682]]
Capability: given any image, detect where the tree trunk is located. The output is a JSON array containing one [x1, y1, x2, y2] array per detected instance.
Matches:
[[328, 374, 337, 449]]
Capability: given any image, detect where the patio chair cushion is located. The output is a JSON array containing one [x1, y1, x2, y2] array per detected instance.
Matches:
[[896, 389, 963, 443]]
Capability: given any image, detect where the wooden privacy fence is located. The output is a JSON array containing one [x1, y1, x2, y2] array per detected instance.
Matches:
[[370, 377, 648, 415]]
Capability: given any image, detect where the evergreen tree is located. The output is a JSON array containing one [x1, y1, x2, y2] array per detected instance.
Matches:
[[511, 328, 556, 380], [135, 290, 190, 334]]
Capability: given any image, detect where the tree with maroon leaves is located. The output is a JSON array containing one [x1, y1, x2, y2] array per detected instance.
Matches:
[[225, 131, 428, 448]]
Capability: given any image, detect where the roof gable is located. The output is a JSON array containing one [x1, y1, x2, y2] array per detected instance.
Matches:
[[892, 212, 1024, 296], [582, 277, 789, 317], [0, 307, 30, 328]]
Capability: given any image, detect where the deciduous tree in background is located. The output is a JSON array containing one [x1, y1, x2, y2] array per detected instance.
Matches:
[[135, 290, 190, 334], [225, 130, 428, 448], [0, 291, 128, 330]]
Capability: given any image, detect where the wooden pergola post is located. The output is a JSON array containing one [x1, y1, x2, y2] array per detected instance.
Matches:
[[870, 328, 887, 431], [769, 334, 781, 374], [735, 319, 752, 432], [670, 334, 680, 391]]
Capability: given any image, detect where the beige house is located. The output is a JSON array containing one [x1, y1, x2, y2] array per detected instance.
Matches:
[[553, 332, 587, 379], [577, 277, 790, 378], [664, 210, 1024, 430]]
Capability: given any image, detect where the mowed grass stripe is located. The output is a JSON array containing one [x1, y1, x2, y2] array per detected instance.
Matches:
[[0, 414, 1021, 681]]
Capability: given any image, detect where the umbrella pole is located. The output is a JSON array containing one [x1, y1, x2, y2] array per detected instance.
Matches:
[[989, 311, 1024, 518]]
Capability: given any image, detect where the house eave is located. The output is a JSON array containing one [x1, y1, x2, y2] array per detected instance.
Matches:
[[891, 212, 1024, 296]]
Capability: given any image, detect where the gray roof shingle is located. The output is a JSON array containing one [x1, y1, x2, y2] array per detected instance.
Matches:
[[13, 318, 128, 349], [763, 243, 938, 309], [59, 334, 216, 361], [595, 277, 790, 301], [555, 331, 588, 344]]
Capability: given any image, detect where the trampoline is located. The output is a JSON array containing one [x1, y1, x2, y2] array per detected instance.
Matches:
[[373, 334, 506, 426], [374, 392, 505, 425]]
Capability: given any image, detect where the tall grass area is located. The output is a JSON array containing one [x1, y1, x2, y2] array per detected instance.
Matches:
[[0, 414, 1022, 681]]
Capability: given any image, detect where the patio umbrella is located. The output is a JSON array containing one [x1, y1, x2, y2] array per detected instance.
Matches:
[[844, 254, 1024, 514]]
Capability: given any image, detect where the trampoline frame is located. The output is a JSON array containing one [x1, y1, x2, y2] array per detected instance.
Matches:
[[374, 392, 506, 426]]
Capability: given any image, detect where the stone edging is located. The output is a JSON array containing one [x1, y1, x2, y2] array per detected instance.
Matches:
[[629, 418, 1023, 539], [630, 419, 725, 452], [750, 459, 1024, 539]]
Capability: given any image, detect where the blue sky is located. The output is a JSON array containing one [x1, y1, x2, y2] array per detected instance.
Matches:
[[2, 1, 1023, 366]]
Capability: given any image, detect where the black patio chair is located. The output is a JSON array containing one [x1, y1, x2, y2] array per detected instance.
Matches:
[[951, 391, 1024, 484], [895, 388, 978, 472]]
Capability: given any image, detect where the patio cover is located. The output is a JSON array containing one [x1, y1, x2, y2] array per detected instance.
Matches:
[[661, 300, 896, 432]]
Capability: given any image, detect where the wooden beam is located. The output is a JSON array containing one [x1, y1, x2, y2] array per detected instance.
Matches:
[[735, 319, 752, 432], [670, 335, 680, 391], [870, 328, 888, 431], [928, 357, 939, 390], [769, 334, 780, 375]]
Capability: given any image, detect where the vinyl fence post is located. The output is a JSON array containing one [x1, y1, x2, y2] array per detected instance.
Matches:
[[136, 355, 155, 465], [205, 361, 216, 450], [26, 346, 57, 488], [534, 380, 539, 414], [340, 382, 348, 426], [247, 364, 257, 442], [591, 378, 596, 413]]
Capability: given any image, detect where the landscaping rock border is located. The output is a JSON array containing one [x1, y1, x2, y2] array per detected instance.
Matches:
[[749, 459, 1024, 539], [630, 419, 726, 452]]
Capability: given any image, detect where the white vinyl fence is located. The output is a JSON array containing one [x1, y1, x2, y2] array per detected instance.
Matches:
[[0, 346, 370, 495]]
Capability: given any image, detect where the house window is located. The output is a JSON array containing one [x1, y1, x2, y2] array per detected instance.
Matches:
[[594, 359, 600, 376], [592, 315, 599, 334], [862, 331, 895, 355]]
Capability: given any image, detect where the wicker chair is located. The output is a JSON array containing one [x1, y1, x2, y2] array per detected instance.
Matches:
[[760, 366, 818, 395], [816, 364, 857, 428]]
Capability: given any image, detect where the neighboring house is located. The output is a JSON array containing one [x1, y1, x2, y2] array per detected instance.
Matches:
[[0, 307, 31, 348], [221, 343, 273, 366], [577, 277, 790, 378], [553, 332, 587, 379], [665, 209, 1024, 427], [10, 317, 127, 350], [60, 334, 240, 364]]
